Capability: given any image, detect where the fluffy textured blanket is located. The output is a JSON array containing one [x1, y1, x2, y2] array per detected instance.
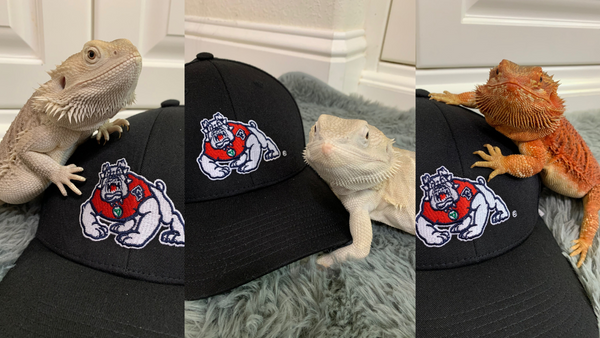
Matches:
[[185, 72, 416, 338]]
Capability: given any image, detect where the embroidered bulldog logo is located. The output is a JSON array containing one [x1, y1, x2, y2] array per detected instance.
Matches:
[[79, 159, 185, 249], [198, 112, 280, 180], [416, 166, 509, 247]]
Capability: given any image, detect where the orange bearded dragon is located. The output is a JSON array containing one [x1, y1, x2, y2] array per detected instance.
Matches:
[[429, 59, 600, 267]]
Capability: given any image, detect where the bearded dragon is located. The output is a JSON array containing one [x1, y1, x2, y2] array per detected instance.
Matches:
[[0, 39, 142, 204], [429, 59, 600, 267], [304, 114, 415, 267]]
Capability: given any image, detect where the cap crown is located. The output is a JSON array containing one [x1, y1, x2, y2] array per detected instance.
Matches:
[[185, 57, 306, 202], [416, 90, 541, 270], [37, 107, 184, 284]]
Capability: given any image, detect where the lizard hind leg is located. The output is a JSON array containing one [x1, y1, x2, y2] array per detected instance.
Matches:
[[570, 184, 600, 267]]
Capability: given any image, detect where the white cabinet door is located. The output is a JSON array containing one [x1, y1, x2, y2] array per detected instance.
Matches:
[[0, 0, 184, 137], [94, 0, 184, 108], [381, 0, 415, 66], [357, 0, 416, 110], [416, 0, 600, 111]]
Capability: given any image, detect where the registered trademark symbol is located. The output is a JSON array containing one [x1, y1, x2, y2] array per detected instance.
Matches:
[[512, 210, 517, 218], [282, 150, 287, 156]]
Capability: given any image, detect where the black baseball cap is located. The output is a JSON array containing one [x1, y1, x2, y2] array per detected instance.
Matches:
[[415, 89, 598, 337], [185, 53, 352, 299], [0, 101, 185, 337]]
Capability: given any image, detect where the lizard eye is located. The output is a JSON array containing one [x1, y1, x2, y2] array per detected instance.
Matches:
[[365, 131, 369, 140], [539, 76, 543, 82], [85, 47, 100, 64], [496, 68, 499, 75]]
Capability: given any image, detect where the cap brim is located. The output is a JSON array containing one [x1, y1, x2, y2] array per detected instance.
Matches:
[[185, 165, 352, 299], [417, 217, 597, 337], [0, 239, 183, 337]]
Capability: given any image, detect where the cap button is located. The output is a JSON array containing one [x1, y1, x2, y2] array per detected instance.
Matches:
[[196, 52, 214, 61], [161, 99, 180, 107]]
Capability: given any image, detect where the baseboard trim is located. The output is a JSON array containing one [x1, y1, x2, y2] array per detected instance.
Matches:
[[185, 16, 367, 93], [357, 62, 415, 110]]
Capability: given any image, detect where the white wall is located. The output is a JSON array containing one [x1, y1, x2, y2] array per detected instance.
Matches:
[[186, 0, 366, 31], [185, 0, 416, 110]]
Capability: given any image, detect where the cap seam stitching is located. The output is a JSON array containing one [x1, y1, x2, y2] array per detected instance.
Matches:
[[187, 206, 342, 266], [36, 237, 183, 283], [417, 224, 531, 269], [210, 58, 306, 144], [437, 101, 479, 257], [191, 164, 308, 201], [127, 108, 161, 273], [187, 224, 344, 281]]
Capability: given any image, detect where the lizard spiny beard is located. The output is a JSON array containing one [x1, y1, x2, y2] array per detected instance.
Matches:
[[305, 146, 403, 190], [475, 84, 563, 138]]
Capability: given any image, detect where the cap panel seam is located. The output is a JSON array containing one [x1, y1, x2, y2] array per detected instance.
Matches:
[[129, 108, 161, 272], [211, 60, 258, 186], [210, 61, 239, 124], [212, 58, 306, 144], [433, 101, 478, 257]]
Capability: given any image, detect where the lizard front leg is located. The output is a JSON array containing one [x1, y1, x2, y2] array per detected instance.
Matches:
[[317, 208, 372, 267], [18, 127, 85, 197], [94, 118, 130, 145], [472, 141, 546, 181], [429, 91, 477, 108], [571, 184, 600, 267]]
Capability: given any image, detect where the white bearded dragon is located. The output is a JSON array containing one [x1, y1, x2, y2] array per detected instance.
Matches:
[[304, 114, 416, 267], [0, 39, 141, 204]]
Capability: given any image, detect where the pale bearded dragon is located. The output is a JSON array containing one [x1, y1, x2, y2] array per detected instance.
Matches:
[[304, 114, 416, 267], [0, 39, 141, 204], [430, 59, 600, 267]]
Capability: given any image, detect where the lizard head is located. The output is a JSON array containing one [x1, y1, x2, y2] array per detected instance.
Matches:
[[34, 39, 142, 129], [475, 59, 565, 141], [304, 114, 400, 190]]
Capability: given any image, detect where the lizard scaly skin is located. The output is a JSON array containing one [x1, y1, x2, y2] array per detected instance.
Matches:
[[304, 114, 415, 267], [0, 39, 142, 204], [429, 59, 600, 267]]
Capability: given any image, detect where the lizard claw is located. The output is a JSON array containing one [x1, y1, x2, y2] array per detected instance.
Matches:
[[52, 164, 85, 196], [95, 119, 130, 144], [471, 144, 506, 181], [570, 239, 591, 268]]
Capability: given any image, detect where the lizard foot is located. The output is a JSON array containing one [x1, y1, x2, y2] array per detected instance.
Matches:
[[316, 244, 370, 268], [570, 238, 592, 268], [95, 118, 130, 145], [52, 164, 85, 196], [429, 91, 463, 105], [471, 144, 507, 181], [316, 254, 335, 268]]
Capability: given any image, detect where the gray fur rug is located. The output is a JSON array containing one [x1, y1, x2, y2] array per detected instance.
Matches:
[[185, 72, 416, 338]]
